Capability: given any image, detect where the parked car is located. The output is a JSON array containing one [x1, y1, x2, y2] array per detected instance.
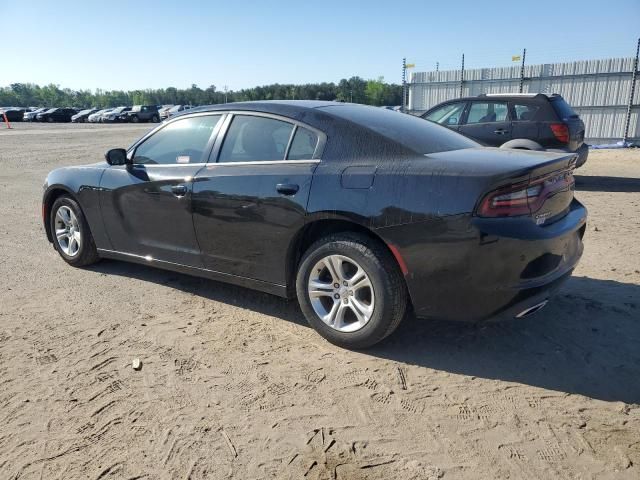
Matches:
[[36, 108, 77, 123], [160, 104, 192, 120], [0, 107, 26, 121], [119, 105, 160, 123], [157, 105, 174, 119], [421, 93, 588, 167], [23, 107, 48, 122], [101, 106, 131, 123], [87, 109, 111, 123], [42, 101, 586, 349], [71, 108, 99, 123]]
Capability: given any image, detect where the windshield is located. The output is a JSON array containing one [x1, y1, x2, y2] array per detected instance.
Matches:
[[132, 105, 142, 112], [45, 108, 57, 113], [78, 109, 93, 115], [169, 105, 182, 112]]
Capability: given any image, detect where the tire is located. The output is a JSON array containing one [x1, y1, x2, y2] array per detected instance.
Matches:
[[131, 116, 139, 123], [296, 233, 408, 349], [47, 117, 54, 123], [151, 114, 159, 123], [50, 196, 100, 267]]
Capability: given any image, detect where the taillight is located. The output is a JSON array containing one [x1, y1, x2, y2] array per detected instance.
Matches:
[[477, 170, 574, 218], [550, 123, 569, 143]]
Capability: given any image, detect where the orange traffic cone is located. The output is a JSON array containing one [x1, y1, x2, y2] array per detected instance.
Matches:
[[2, 112, 11, 129]]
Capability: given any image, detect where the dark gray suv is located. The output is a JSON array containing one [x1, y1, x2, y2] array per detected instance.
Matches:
[[421, 93, 588, 167], [119, 105, 160, 123]]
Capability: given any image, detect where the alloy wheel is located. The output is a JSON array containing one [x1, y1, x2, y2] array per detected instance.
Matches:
[[307, 254, 375, 333], [54, 206, 81, 257]]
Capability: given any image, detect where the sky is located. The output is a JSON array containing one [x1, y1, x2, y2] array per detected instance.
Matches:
[[1, 0, 638, 91]]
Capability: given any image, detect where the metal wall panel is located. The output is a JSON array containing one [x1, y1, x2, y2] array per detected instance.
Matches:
[[408, 57, 638, 142]]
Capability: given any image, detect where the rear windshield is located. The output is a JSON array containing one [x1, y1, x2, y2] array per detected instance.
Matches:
[[550, 97, 578, 120], [322, 105, 478, 154]]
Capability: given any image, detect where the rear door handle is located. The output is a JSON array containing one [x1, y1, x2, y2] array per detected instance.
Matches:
[[171, 184, 187, 197], [276, 183, 299, 196]]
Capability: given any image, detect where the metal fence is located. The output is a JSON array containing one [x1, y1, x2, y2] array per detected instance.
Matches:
[[407, 56, 640, 144]]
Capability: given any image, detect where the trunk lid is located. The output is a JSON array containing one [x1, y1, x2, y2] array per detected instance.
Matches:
[[426, 147, 577, 224]]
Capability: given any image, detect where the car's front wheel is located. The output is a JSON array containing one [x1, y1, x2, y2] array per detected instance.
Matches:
[[296, 233, 408, 349], [50, 196, 100, 267], [152, 114, 159, 123]]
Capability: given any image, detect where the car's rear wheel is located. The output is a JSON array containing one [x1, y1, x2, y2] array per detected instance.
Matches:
[[296, 233, 407, 349], [47, 117, 54, 123], [152, 114, 159, 123], [50, 196, 100, 267], [131, 116, 139, 123]]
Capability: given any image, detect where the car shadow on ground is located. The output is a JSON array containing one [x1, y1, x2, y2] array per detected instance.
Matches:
[[90, 261, 640, 404], [575, 175, 640, 193]]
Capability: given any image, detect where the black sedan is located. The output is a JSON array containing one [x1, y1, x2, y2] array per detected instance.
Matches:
[[42, 101, 586, 348], [36, 108, 77, 123]]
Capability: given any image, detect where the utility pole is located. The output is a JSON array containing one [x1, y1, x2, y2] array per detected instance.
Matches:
[[223, 85, 228, 104], [402, 57, 407, 113], [519, 48, 527, 93], [459, 54, 465, 98], [623, 38, 639, 144], [436, 62, 439, 72]]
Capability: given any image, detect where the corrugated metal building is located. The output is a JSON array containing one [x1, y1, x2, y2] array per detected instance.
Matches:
[[408, 57, 639, 144]]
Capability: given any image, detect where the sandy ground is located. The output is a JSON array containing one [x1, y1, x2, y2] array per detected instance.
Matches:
[[0, 122, 639, 479]]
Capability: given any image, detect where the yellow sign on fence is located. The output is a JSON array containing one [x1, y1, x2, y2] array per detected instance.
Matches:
[[512, 55, 521, 62], [406, 63, 415, 68]]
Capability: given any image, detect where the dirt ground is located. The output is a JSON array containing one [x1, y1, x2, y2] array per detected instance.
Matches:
[[0, 122, 639, 479]]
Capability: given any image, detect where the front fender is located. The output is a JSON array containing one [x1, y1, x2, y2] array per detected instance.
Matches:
[[42, 165, 109, 248]]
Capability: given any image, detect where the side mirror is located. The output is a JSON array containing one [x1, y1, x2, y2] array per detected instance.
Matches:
[[105, 148, 129, 165]]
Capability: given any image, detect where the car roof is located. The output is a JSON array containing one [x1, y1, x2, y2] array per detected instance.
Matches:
[[438, 93, 560, 103]]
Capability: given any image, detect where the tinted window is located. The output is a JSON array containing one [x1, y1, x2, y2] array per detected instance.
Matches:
[[323, 104, 478, 154], [424, 102, 466, 126], [133, 115, 222, 165], [466, 102, 508, 124], [287, 127, 318, 160], [513, 103, 540, 121], [219, 115, 294, 162], [550, 97, 578, 119]]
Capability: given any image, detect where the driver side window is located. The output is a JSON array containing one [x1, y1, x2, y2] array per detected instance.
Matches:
[[133, 115, 222, 165]]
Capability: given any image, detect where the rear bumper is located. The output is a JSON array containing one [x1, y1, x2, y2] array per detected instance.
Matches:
[[379, 199, 587, 322]]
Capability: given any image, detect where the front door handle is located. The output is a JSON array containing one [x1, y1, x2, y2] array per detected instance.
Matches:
[[171, 184, 187, 197], [494, 129, 509, 135], [276, 183, 299, 196]]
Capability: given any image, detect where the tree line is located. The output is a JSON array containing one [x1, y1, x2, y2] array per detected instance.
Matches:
[[0, 77, 403, 108]]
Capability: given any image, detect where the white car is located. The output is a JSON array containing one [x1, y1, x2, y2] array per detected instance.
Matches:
[[88, 109, 112, 123]]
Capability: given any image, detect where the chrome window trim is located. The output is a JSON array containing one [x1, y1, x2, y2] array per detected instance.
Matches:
[[121, 109, 327, 168], [206, 159, 320, 168]]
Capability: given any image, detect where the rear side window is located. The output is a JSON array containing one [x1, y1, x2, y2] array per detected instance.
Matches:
[[133, 115, 222, 165], [323, 105, 478, 154], [287, 127, 318, 160], [219, 115, 294, 162], [466, 102, 508, 124], [513, 104, 540, 121], [424, 102, 466, 126], [550, 97, 578, 120]]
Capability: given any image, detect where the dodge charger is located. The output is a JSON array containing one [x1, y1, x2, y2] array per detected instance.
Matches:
[[42, 101, 587, 348]]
